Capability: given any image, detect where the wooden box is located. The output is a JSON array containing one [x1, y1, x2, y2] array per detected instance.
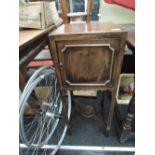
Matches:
[[19, 1, 59, 29]]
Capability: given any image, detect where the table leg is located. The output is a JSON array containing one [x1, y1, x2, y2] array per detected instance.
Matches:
[[105, 90, 117, 137]]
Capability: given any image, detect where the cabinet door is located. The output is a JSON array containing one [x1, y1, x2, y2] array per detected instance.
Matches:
[[56, 39, 121, 87]]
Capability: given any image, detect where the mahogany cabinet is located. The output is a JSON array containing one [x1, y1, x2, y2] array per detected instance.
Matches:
[[49, 22, 127, 136]]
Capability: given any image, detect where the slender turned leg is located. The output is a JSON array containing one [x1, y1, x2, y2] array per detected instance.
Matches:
[[105, 90, 116, 137], [119, 92, 135, 143]]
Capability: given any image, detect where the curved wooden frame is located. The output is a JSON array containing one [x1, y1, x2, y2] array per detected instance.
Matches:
[[60, 43, 115, 86]]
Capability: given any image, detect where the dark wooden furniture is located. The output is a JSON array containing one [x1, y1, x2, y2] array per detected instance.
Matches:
[[115, 24, 135, 143], [118, 91, 135, 143], [19, 19, 63, 91], [59, 0, 93, 23], [49, 22, 127, 136]]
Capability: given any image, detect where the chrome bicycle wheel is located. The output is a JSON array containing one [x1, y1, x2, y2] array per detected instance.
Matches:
[[19, 66, 71, 155]]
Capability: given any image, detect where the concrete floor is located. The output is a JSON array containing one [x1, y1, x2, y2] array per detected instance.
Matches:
[[57, 151, 134, 155], [20, 94, 135, 155], [58, 92, 135, 155]]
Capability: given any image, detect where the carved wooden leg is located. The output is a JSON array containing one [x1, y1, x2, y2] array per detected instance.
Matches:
[[105, 90, 116, 137], [119, 92, 135, 143]]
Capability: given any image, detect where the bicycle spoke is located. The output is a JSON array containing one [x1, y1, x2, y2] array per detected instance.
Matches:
[[19, 66, 71, 155]]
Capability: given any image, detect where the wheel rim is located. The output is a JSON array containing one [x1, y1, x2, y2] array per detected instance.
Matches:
[[19, 66, 71, 155]]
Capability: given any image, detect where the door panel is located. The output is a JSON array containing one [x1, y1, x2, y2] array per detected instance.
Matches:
[[56, 39, 120, 86], [62, 44, 114, 85]]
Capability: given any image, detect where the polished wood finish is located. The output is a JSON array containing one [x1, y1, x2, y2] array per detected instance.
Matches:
[[51, 22, 123, 35], [19, 19, 63, 91], [59, 0, 93, 23], [50, 23, 134, 43], [49, 22, 127, 136]]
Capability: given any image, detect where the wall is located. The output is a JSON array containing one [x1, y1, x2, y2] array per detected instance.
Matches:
[[99, 0, 135, 24]]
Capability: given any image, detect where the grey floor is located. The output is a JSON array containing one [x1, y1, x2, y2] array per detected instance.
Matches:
[[57, 121, 134, 155], [57, 151, 134, 155], [57, 118, 134, 155], [56, 95, 134, 155], [62, 119, 134, 147], [20, 102, 134, 155], [20, 93, 135, 155]]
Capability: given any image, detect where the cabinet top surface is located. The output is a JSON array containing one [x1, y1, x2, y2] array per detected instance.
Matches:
[[49, 22, 127, 36]]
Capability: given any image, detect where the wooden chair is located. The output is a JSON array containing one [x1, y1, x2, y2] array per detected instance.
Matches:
[[59, 0, 93, 23]]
